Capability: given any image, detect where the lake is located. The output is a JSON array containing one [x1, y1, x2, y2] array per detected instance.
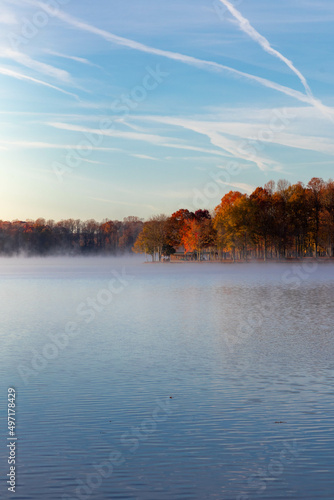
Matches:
[[1, 257, 334, 499]]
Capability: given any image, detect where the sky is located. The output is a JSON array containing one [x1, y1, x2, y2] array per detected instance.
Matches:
[[0, 0, 334, 222]]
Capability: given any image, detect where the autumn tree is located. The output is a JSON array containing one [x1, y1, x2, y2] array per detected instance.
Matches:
[[100, 219, 119, 252], [307, 178, 325, 257], [321, 180, 334, 256], [133, 215, 168, 261], [283, 183, 309, 257], [165, 209, 195, 248], [214, 191, 244, 260], [249, 187, 274, 261], [182, 217, 216, 260], [118, 217, 143, 251]]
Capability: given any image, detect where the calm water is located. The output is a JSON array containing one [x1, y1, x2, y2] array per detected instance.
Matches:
[[1, 257, 334, 500]]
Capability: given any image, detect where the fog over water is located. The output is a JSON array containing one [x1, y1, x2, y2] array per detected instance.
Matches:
[[1, 257, 334, 499]]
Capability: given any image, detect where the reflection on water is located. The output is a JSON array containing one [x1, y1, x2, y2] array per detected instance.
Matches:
[[0, 257, 334, 499]]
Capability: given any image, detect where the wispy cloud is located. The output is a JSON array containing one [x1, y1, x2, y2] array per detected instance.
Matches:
[[80, 158, 107, 165], [160, 143, 232, 158], [130, 154, 160, 160], [44, 49, 97, 67], [0, 138, 225, 165], [47, 121, 177, 145], [45, 121, 234, 159], [164, 156, 217, 162], [218, 0, 331, 118], [162, 117, 334, 157], [136, 112, 334, 172], [210, 122, 334, 156], [0, 66, 78, 98], [0, 140, 120, 151], [0, 48, 72, 83], [132, 115, 277, 171], [218, 0, 312, 96], [216, 181, 255, 194], [26, 0, 329, 109]]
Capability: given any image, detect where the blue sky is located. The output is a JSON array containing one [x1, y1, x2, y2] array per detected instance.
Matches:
[[0, 0, 334, 221]]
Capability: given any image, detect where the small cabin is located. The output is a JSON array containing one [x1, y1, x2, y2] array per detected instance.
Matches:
[[170, 246, 217, 262]]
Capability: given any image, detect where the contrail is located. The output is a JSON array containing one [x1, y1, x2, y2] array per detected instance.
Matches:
[[218, 0, 313, 98], [26, 0, 325, 109], [44, 49, 101, 69], [218, 0, 333, 119], [0, 48, 71, 83], [44, 50, 93, 66], [0, 67, 78, 99]]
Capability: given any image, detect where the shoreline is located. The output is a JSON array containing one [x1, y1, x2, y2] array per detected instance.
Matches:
[[145, 257, 334, 264]]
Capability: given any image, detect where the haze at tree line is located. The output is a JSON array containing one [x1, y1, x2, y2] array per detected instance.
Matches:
[[1, 178, 333, 261]]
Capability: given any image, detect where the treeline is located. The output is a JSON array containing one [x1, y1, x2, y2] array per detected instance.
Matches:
[[2, 178, 333, 260], [133, 178, 334, 261], [0, 217, 143, 255]]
